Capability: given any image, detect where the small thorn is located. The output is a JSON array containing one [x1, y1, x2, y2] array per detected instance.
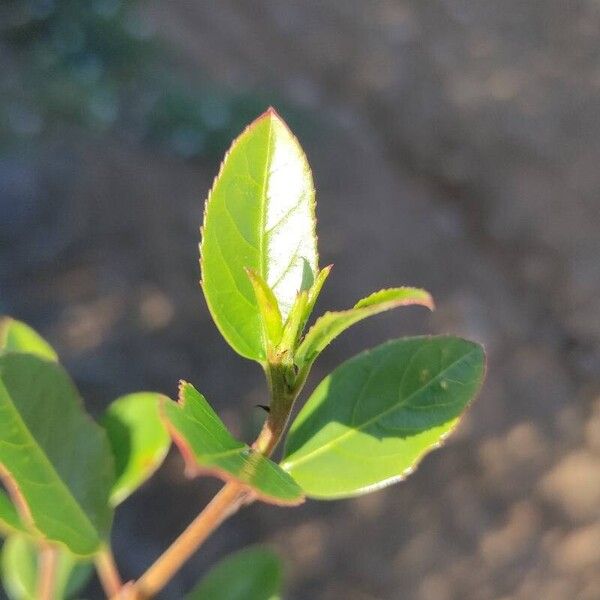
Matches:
[[256, 404, 270, 413]]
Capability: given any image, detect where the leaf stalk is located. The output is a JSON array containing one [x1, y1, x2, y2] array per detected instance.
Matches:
[[37, 545, 58, 600]]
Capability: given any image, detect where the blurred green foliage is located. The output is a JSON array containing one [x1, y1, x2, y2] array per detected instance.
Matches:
[[0, 0, 271, 158]]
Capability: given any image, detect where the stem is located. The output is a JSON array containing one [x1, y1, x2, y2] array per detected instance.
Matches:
[[131, 362, 307, 598], [134, 482, 247, 599], [95, 547, 123, 598], [253, 363, 299, 455], [37, 545, 58, 600]]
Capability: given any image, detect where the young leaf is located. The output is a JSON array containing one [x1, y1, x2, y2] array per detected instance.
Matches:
[[282, 336, 485, 499], [0, 318, 57, 362], [162, 382, 304, 505], [295, 287, 434, 368], [0, 491, 26, 536], [278, 290, 307, 355], [0, 354, 115, 555], [1, 535, 92, 600], [187, 545, 282, 600], [245, 269, 284, 350], [303, 264, 333, 325], [102, 392, 172, 506], [201, 108, 318, 362]]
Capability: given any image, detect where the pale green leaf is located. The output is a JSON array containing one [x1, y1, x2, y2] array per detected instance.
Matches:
[[201, 108, 318, 362], [0, 354, 115, 555], [187, 545, 282, 600], [295, 287, 434, 368], [1, 536, 91, 599], [103, 392, 171, 506], [0, 318, 57, 362], [282, 336, 485, 499], [279, 290, 307, 355], [246, 269, 284, 350], [303, 264, 332, 324], [163, 382, 304, 505], [1, 535, 92, 600]]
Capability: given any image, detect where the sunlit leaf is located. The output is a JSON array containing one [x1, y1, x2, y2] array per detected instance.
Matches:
[[1, 536, 92, 600], [0, 354, 114, 555], [0, 318, 57, 362], [282, 337, 485, 499], [187, 545, 282, 600], [302, 264, 332, 325], [201, 108, 318, 362], [295, 287, 434, 369], [162, 382, 304, 505], [246, 269, 284, 350], [103, 392, 171, 506]]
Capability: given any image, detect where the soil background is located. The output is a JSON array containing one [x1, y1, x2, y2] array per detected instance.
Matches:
[[1, 2, 599, 599]]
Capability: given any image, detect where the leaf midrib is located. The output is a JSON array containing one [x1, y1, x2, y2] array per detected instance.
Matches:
[[282, 348, 478, 471]]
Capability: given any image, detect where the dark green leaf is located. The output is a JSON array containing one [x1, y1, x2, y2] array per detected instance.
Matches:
[[1, 535, 92, 600], [163, 382, 304, 505], [103, 392, 171, 506], [201, 108, 318, 362], [0, 318, 57, 362], [295, 287, 434, 368], [282, 336, 485, 499], [187, 545, 282, 600], [0, 354, 114, 555]]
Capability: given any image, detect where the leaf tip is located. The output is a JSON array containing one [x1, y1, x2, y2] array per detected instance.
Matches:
[[423, 291, 435, 311], [177, 380, 189, 405]]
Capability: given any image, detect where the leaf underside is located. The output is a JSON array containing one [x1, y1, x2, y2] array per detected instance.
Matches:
[[103, 392, 172, 506], [0, 354, 114, 555], [201, 108, 318, 362], [187, 545, 282, 600], [282, 336, 485, 499], [162, 382, 304, 505]]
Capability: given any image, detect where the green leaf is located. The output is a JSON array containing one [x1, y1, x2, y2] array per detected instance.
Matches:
[[0, 354, 115, 555], [303, 264, 332, 324], [102, 392, 172, 506], [278, 290, 307, 356], [187, 545, 282, 600], [1, 535, 92, 600], [0, 318, 57, 362], [162, 382, 304, 505], [201, 108, 318, 362], [282, 336, 485, 499], [0, 491, 26, 536], [295, 287, 434, 368], [246, 269, 284, 350]]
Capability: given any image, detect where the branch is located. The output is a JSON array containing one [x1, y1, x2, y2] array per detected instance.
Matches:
[[134, 482, 247, 599], [131, 363, 304, 598], [95, 547, 124, 598]]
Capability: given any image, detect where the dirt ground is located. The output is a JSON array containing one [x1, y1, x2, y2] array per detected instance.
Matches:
[[1, 2, 599, 599]]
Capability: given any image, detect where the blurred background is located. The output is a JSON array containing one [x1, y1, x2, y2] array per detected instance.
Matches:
[[1, 1, 599, 598]]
